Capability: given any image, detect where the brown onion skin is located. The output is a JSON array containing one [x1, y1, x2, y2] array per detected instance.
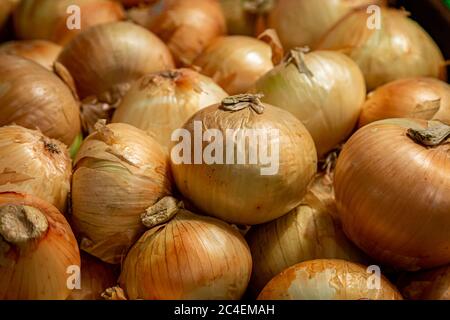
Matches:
[[334, 119, 450, 270], [398, 265, 450, 300]]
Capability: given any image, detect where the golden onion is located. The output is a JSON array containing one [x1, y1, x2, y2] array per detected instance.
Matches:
[[335, 119, 450, 270], [317, 8, 446, 90], [71, 122, 172, 264], [398, 265, 450, 300], [119, 196, 252, 300], [0, 192, 80, 300], [258, 259, 403, 300]]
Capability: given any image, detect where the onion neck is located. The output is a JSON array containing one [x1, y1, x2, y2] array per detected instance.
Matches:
[[220, 94, 265, 114], [407, 121, 450, 147], [284, 48, 314, 78], [141, 196, 184, 229], [243, 0, 274, 14]]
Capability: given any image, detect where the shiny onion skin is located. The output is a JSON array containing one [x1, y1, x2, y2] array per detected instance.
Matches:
[[119, 197, 252, 300], [113, 69, 228, 149], [14, 0, 125, 45], [398, 265, 450, 300], [359, 77, 450, 127], [193, 36, 274, 95], [254, 50, 366, 157], [0, 126, 72, 212], [258, 259, 403, 300], [71, 122, 172, 264], [0, 192, 80, 300], [317, 8, 446, 90], [0, 54, 81, 146], [334, 119, 450, 270]]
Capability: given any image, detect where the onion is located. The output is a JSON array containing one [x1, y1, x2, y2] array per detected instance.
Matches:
[[398, 265, 450, 300], [317, 8, 447, 90], [14, 0, 125, 45], [254, 49, 366, 157], [71, 122, 172, 264], [0, 0, 19, 31], [170, 94, 317, 225], [334, 119, 450, 270], [119, 196, 252, 299], [57, 21, 175, 134], [0, 54, 81, 146], [258, 259, 403, 300], [0, 125, 72, 212], [112, 69, 228, 150], [359, 77, 450, 127], [0, 192, 80, 300]]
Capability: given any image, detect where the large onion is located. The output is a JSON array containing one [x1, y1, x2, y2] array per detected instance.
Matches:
[[14, 0, 125, 45], [71, 122, 172, 264], [359, 77, 450, 127], [171, 94, 317, 225], [119, 196, 252, 300], [398, 265, 450, 300], [254, 49, 366, 157], [317, 8, 447, 90], [334, 119, 450, 270], [112, 69, 228, 149], [0, 54, 81, 146], [0, 192, 80, 300], [0, 126, 71, 212], [258, 259, 403, 300]]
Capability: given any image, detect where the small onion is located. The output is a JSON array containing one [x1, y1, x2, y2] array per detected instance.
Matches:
[[171, 94, 317, 225], [119, 196, 252, 300], [112, 69, 228, 149], [254, 49, 366, 157], [359, 77, 450, 127], [14, 0, 125, 45], [71, 122, 172, 264], [0, 125, 72, 212], [258, 259, 403, 300], [0, 192, 80, 300], [334, 119, 450, 270], [0, 54, 81, 146], [398, 265, 450, 300], [317, 8, 447, 90]]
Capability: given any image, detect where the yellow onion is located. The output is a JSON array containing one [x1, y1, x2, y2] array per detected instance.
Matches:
[[254, 49, 366, 157], [14, 0, 124, 45], [0, 126, 72, 212], [317, 8, 447, 90], [71, 122, 172, 264], [0, 0, 19, 31], [0, 192, 80, 300], [112, 69, 228, 150], [258, 259, 403, 300], [171, 94, 317, 225], [0, 54, 81, 146], [119, 196, 252, 299], [68, 253, 118, 300], [359, 77, 450, 127], [398, 265, 450, 300], [58, 21, 175, 134], [334, 119, 450, 270]]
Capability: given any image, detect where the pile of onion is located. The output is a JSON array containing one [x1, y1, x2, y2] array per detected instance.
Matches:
[[359, 77, 450, 127], [258, 259, 403, 300], [0, 192, 80, 300], [171, 94, 317, 225], [119, 196, 252, 299], [71, 122, 172, 264], [0, 126, 72, 212], [0, 54, 81, 146], [317, 8, 447, 90], [398, 265, 450, 300], [334, 119, 450, 270], [112, 69, 228, 149], [254, 49, 366, 157]]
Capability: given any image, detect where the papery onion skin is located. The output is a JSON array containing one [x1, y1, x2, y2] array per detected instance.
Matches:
[[193, 36, 274, 95], [0, 192, 80, 300], [71, 123, 172, 264], [0, 126, 72, 212], [0, 54, 81, 146], [398, 265, 450, 300], [119, 209, 252, 300], [258, 259, 402, 300], [334, 119, 450, 270], [254, 50, 366, 157], [14, 0, 125, 45], [317, 8, 446, 90], [359, 77, 450, 127], [112, 69, 228, 149]]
